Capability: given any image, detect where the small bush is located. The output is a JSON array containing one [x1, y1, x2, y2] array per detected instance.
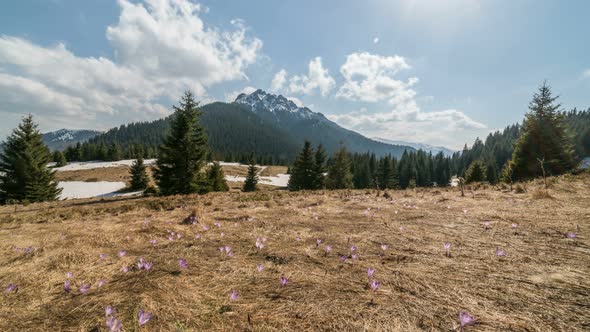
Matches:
[[144, 185, 159, 197]]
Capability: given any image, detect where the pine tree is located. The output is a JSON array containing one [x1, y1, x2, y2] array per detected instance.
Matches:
[[287, 141, 315, 191], [326, 146, 353, 189], [243, 159, 259, 192], [0, 115, 62, 203], [208, 161, 229, 192], [312, 144, 326, 189], [52, 150, 67, 167], [465, 160, 486, 183], [510, 82, 576, 179], [154, 91, 209, 195], [486, 163, 498, 184], [129, 156, 150, 190]]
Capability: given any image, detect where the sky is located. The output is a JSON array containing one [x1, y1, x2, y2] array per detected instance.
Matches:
[[0, 0, 589, 149]]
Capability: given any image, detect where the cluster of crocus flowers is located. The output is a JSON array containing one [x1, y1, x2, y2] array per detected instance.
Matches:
[[137, 258, 153, 272], [105, 306, 122, 332], [219, 246, 233, 257]]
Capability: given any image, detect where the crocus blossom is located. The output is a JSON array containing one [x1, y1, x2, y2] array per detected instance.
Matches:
[[496, 247, 507, 257], [179, 259, 188, 269], [369, 279, 381, 293], [64, 280, 71, 293], [138, 309, 152, 326], [567, 233, 577, 239], [256, 264, 264, 272], [229, 290, 240, 302], [5, 284, 17, 293], [118, 251, 126, 258], [105, 306, 116, 317], [367, 268, 375, 278], [280, 275, 288, 287], [459, 311, 475, 328], [79, 284, 90, 294], [106, 316, 122, 332], [98, 279, 106, 287], [444, 243, 451, 251], [66, 272, 73, 278]]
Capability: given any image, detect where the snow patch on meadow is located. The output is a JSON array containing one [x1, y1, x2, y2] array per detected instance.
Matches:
[[225, 173, 290, 187], [58, 181, 127, 199], [54, 160, 249, 172]]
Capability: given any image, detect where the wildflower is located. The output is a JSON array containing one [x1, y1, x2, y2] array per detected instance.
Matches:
[[324, 245, 332, 254], [98, 279, 106, 287], [495, 247, 507, 257], [100, 253, 108, 259], [179, 259, 188, 269], [66, 272, 73, 278], [167, 235, 175, 241], [105, 305, 116, 317], [229, 290, 240, 302], [316, 239, 322, 246], [350, 245, 357, 252], [138, 309, 152, 326], [220, 232, 225, 237], [511, 223, 518, 228], [106, 316, 122, 332], [176, 233, 182, 239], [340, 255, 347, 262], [137, 258, 145, 269], [118, 251, 126, 258], [295, 236, 301, 241], [367, 268, 375, 278], [5, 284, 17, 293], [369, 279, 381, 293], [149, 239, 157, 245], [255, 238, 265, 249], [143, 262, 153, 272], [202, 224, 209, 231], [195, 234, 201, 239], [399, 226, 405, 232], [64, 280, 71, 293], [79, 284, 90, 294], [483, 221, 491, 229], [23, 246, 34, 253], [566, 233, 577, 239], [351, 254, 358, 259], [214, 222, 221, 228], [463, 209, 468, 214], [121, 266, 129, 273], [256, 264, 264, 272], [444, 243, 451, 251], [380, 244, 388, 251], [280, 275, 289, 287], [459, 312, 475, 329]]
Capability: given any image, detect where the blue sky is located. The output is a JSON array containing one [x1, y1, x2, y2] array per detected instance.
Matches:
[[1, 0, 589, 149]]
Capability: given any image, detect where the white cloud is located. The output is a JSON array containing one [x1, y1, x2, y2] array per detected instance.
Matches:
[[373, 37, 379, 44], [270, 69, 287, 92], [583, 69, 590, 78], [336, 52, 418, 113], [287, 96, 304, 107], [224, 86, 257, 102], [271, 57, 335, 97], [0, 0, 262, 136]]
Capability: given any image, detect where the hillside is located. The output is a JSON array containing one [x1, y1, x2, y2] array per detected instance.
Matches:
[[0, 173, 588, 331], [84, 90, 414, 162], [42, 129, 102, 151]]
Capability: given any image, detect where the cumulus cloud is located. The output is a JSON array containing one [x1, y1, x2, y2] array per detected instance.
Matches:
[[271, 57, 335, 97], [0, 0, 262, 136], [583, 69, 590, 78], [373, 37, 379, 44], [224, 86, 257, 102]]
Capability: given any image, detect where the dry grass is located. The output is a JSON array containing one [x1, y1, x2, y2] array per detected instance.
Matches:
[[0, 174, 589, 331], [259, 166, 288, 177]]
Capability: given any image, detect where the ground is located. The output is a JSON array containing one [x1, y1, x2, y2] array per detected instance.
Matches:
[[0, 173, 588, 331]]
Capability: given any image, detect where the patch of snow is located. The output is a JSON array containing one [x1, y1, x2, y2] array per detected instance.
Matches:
[[54, 159, 157, 171], [580, 157, 590, 170], [224, 173, 290, 187], [58, 181, 127, 200]]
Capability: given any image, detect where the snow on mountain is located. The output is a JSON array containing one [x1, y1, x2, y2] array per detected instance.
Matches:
[[42, 129, 102, 151], [234, 89, 318, 120], [372, 137, 456, 156]]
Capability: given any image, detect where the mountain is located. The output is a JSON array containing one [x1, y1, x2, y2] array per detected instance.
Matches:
[[234, 89, 413, 157], [42, 129, 102, 151], [372, 137, 456, 156], [80, 90, 414, 162]]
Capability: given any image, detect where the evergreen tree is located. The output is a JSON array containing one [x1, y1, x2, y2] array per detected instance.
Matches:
[[326, 146, 353, 189], [510, 82, 576, 179], [486, 163, 498, 184], [154, 91, 209, 195], [465, 160, 486, 183], [288, 141, 316, 191], [52, 150, 67, 167], [0, 115, 62, 203], [129, 156, 150, 190], [243, 159, 259, 192], [208, 161, 229, 192], [312, 144, 327, 189]]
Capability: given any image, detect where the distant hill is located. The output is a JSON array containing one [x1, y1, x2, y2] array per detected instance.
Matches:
[[85, 90, 414, 162], [42, 129, 102, 151], [372, 137, 456, 156]]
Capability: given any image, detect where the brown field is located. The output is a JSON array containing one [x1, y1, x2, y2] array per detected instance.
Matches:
[[0, 174, 589, 331], [259, 166, 288, 177]]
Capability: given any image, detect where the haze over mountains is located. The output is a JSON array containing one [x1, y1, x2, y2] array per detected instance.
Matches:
[[42, 90, 416, 160]]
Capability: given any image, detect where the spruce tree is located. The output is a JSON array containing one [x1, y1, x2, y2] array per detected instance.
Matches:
[[243, 159, 259, 192], [129, 156, 149, 190], [0, 115, 62, 203], [465, 160, 486, 183], [154, 91, 209, 195], [510, 82, 576, 179], [312, 144, 327, 189], [208, 161, 229, 192], [326, 146, 353, 189], [287, 141, 315, 191], [486, 163, 498, 184], [52, 150, 67, 167]]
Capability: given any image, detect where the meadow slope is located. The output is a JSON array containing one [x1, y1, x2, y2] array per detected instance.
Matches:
[[0, 174, 588, 331]]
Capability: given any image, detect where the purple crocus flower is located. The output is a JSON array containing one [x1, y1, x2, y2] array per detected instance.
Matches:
[[340, 255, 347, 262], [179, 259, 188, 269], [66, 272, 73, 278], [138, 309, 152, 326], [105, 305, 116, 317], [350, 245, 357, 252], [149, 239, 157, 245], [496, 247, 507, 257], [64, 280, 71, 293], [229, 290, 240, 302], [367, 268, 375, 278], [137, 257, 145, 269], [380, 244, 388, 251], [106, 316, 122, 332], [195, 234, 201, 239], [256, 264, 264, 272], [444, 243, 451, 251], [118, 251, 126, 258], [23, 246, 34, 254], [79, 284, 90, 294], [5, 284, 17, 293], [121, 266, 129, 273], [280, 275, 289, 287], [567, 233, 577, 239], [98, 279, 106, 287], [324, 245, 332, 253], [214, 222, 221, 228], [511, 223, 518, 228], [459, 311, 475, 328], [168, 235, 175, 241], [202, 224, 209, 231], [100, 253, 108, 259], [369, 279, 381, 293], [316, 239, 322, 246], [143, 262, 153, 272]]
